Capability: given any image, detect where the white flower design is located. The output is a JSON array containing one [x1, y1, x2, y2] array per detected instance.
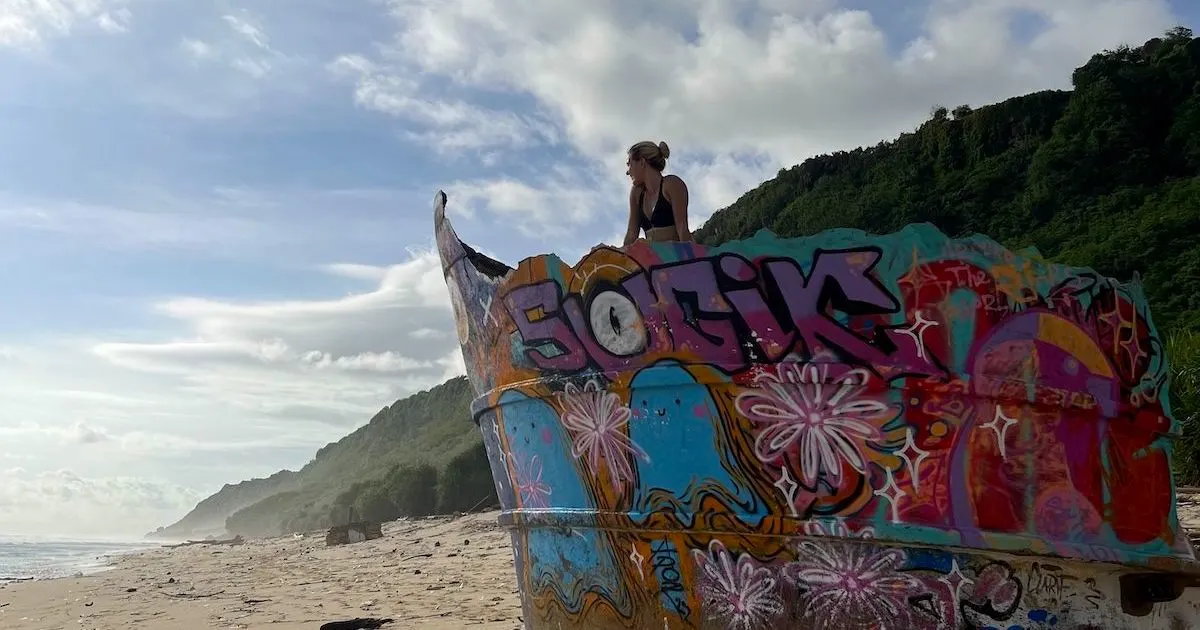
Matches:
[[735, 362, 895, 486], [690, 540, 783, 630], [513, 454, 551, 509], [784, 535, 918, 629], [556, 379, 647, 487]]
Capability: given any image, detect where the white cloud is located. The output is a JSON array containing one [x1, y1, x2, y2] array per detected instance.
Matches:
[[0, 0, 132, 49], [0, 468, 201, 538], [321, 262, 389, 282], [444, 173, 606, 238], [221, 13, 269, 50], [176, 11, 283, 79], [338, 0, 1175, 231], [328, 53, 561, 155], [90, 247, 462, 423], [179, 36, 211, 59]]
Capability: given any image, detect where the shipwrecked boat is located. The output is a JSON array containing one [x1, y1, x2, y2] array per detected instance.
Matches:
[[433, 190, 1200, 629]]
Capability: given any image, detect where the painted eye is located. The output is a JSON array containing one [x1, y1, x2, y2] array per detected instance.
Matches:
[[588, 290, 647, 356]]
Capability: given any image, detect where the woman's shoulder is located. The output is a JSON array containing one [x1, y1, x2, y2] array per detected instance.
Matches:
[[663, 173, 688, 188]]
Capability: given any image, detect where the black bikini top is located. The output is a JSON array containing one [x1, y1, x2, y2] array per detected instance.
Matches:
[[638, 175, 675, 231]]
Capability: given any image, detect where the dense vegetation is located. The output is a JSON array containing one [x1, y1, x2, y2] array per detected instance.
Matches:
[[155, 377, 496, 538], [698, 27, 1200, 481], [158, 28, 1200, 539]]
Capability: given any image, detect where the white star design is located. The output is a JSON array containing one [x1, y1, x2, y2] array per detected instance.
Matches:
[[629, 545, 645, 581], [897, 310, 939, 360], [774, 467, 800, 517], [873, 466, 906, 523], [979, 407, 1018, 459], [896, 428, 930, 492], [938, 558, 974, 603]]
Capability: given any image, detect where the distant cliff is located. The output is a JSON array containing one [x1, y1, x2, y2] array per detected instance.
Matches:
[[147, 470, 301, 539], [152, 376, 496, 539]]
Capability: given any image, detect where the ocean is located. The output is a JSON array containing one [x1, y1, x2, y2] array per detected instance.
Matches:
[[0, 536, 159, 583]]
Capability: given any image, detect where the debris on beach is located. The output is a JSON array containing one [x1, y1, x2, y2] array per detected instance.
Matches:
[[163, 535, 244, 548], [325, 521, 383, 546], [318, 617, 394, 630]]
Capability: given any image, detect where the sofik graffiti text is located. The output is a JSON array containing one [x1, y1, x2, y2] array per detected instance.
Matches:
[[503, 249, 945, 378]]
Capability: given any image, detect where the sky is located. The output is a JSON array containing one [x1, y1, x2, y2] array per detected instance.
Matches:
[[0, 0, 1193, 538]]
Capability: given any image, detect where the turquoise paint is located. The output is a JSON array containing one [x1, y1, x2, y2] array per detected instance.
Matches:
[[498, 390, 591, 510], [627, 362, 768, 525]]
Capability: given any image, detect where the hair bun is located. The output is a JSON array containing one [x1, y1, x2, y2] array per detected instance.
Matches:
[[657, 141, 670, 159]]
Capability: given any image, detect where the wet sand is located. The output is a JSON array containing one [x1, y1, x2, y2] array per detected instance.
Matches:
[[0, 511, 522, 630]]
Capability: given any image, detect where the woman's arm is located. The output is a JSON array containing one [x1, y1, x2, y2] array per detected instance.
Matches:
[[623, 186, 641, 246], [665, 175, 692, 241]]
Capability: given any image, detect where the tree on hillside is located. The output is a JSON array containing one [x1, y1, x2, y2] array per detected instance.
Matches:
[[438, 442, 499, 513], [388, 463, 439, 518], [1169, 331, 1200, 482]]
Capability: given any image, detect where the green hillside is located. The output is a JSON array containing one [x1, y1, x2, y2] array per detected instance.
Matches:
[[158, 28, 1200, 538], [147, 469, 300, 539], [158, 377, 495, 538], [698, 27, 1200, 331]]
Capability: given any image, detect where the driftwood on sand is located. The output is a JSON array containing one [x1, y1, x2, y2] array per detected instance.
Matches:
[[164, 535, 245, 549], [319, 618, 394, 630]]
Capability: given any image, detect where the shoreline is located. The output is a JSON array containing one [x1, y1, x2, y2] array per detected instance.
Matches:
[[0, 510, 521, 630], [4, 500, 1200, 629], [0, 541, 165, 586]]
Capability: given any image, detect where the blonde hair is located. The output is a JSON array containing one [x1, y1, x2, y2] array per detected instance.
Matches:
[[628, 140, 670, 172]]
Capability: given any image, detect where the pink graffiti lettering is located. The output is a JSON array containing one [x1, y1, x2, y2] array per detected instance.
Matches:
[[502, 250, 944, 378]]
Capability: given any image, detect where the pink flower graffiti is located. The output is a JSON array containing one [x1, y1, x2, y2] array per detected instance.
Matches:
[[513, 454, 551, 509], [556, 380, 647, 486], [690, 540, 783, 630], [735, 362, 895, 487], [784, 534, 919, 629]]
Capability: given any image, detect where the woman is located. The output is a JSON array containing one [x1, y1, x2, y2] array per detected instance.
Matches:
[[622, 140, 691, 245]]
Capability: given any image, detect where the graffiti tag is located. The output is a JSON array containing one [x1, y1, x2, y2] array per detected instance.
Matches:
[[503, 249, 945, 378], [650, 539, 691, 622]]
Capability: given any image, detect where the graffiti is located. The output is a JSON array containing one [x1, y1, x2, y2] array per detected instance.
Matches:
[[513, 454, 552, 509], [649, 539, 691, 622], [433, 193, 1200, 629], [735, 362, 900, 488], [691, 539, 781, 630], [1028, 562, 1073, 605], [502, 250, 946, 378], [555, 379, 649, 489]]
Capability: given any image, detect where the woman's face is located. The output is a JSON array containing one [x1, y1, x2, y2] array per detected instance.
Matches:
[[625, 153, 648, 185]]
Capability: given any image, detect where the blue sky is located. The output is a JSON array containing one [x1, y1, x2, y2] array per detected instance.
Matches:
[[0, 0, 1190, 537]]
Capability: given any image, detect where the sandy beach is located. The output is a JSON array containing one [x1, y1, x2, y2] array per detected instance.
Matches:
[[0, 511, 521, 630], [4, 500, 1200, 630]]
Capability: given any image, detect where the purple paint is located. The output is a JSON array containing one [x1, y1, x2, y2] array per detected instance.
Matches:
[[500, 250, 944, 377], [651, 261, 743, 372], [504, 280, 588, 371]]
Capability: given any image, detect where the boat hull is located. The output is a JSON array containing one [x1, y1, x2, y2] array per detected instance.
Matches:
[[433, 191, 1200, 629]]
